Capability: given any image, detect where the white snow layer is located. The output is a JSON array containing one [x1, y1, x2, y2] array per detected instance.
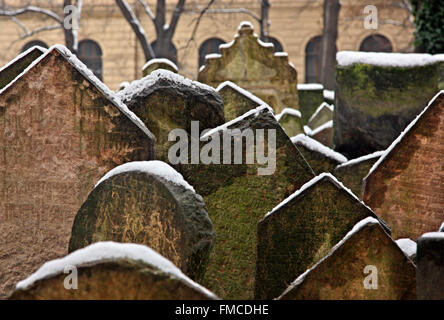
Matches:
[[205, 53, 222, 60], [291, 134, 347, 163], [15, 241, 217, 299], [0, 45, 46, 74], [95, 160, 195, 192], [439, 222, 444, 232], [396, 239, 417, 258], [275, 108, 302, 121], [323, 89, 335, 101], [304, 120, 333, 136], [216, 81, 269, 107], [337, 51, 438, 68], [238, 21, 254, 30], [297, 83, 324, 91], [308, 102, 334, 124], [142, 58, 178, 72], [335, 150, 385, 170], [420, 232, 444, 239]]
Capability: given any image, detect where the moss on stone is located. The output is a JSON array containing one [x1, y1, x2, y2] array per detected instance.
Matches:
[[295, 143, 340, 174], [298, 89, 325, 125], [218, 85, 261, 121], [278, 113, 303, 137]]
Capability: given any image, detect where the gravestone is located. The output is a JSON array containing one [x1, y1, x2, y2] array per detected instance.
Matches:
[[117, 69, 225, 160], [198, 21, 299, 114], [334, 51, 440, 158], [416, 233, 444, 299], [291, 134, 347, 174], [10, 242, 218, 300], [69, 161, 215, 282], [216, 81, 267, 121], [0, 46, 45, 90], [275, 108, 303, 137], [0, 45, 155, 298], [363, 91, 444, 240], [436, 55, 444, 90], [307, 102, 334, 131], [323, 89, 335, 105], [396, 238, 417, 262], [297, 84, 324, 125], [278, 217, 416, 300], [142, 58, 178, 76], [179, 105, 314, 299], [333, 151, 384, 198], [305, 121, 334, 148], [256, 173, 389, 300]]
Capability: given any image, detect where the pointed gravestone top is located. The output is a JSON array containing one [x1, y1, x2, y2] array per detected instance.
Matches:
[[307, 102, 334, 131], [275, 108, 303, 137]]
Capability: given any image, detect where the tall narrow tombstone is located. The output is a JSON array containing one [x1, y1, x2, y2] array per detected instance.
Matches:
[[363, 91, 444, 240], [117, 69, 225, 160], [278, 217, 416, 300], [275, 108, 303, 137], [307, 102, 334, 131], [291, 134, 347, 174], [334, 51, 440, 158], [0, 45, 155, 298], [216, 81, 267, 121], [69, 161, 215, 281], [142, 58, 179, 76], [297, 83, 325, 125], [256, 173, 389, 300], [10, 242, 218, 300], [416, 233, 444, 300], [198, 21, 299, 114]]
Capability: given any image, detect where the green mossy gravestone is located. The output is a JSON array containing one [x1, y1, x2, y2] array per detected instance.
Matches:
[[297, 84, 325, 126], [255, 173, 389, 300], [216, 81, 267, 121], [198, 21, 299, 114], [279, 217, 416, 300], [117, 69, 225, 161], [179, 105, 314, 299], [276, 108, 304, 137], [334, 51, 440, 158], [10, 242, 218, 300], [291, 134, 347, 174], [333, 151, 384, 198], [69, 161, 214, 282], [363, 91, 444, 240], [436, 55, 444, 90], [142, 58, 178, 77], [307, 102, 334, 131]]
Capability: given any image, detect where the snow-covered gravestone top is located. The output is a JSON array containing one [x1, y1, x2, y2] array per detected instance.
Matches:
[[142, 58, 179, 76]]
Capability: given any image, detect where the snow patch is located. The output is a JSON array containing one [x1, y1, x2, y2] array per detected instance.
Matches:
[[297, 83, 324, 91], [0, 45, 46, 74], [274, 52, 288, 57], [439, 222, 444, 232], [238, 21, 254, 30], [142, 58, 178, 72], [323, 89, 335, 101], [396, 239, 417, 259], [336, 150, 385, 170], [219, 40, 234, 50], [420, 232, 444, 240], [304, 120, 333, 136], [337, 51, 437, 68], [205, 53, 222, 60], [291, 134, 347, 163], [216, 81, 268, 107], [308, 102, 334, 124], [275, 108, 302, 121]]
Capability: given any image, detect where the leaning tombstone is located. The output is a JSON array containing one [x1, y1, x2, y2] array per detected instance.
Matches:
[[69, 161, 215, 282], [278, 217, 416, 300], [9, 242, 218, 300], [297, 83, 324, 125], [304, 120, 334, 148], [363, 91, 444, 240], [307, 102, 334, 131], [255, 173, 389, 300], [335, 51, 440, 158], [142, 58, 179, 76], [198, 21, 299, 114], [0, 45, 155, 298], [275, 108, 303, 137]]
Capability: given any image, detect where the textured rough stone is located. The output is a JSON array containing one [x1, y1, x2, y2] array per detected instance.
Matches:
[[436, 56, 444, 90], [9, 242, 218, 300], [363, 92, 444, 240], [298, 85, 325, 125], [334, 59, 440, 158], [179, 106, 314, 299], [306, 121, 334, 148], [69, 161, 215, 282], [307, 102, 334, 132], [0, 46, 154, 298], [256, 173, 389, 300], [198, 22, 299, 114], [142, 58, 178, 77], [333, 151, 384, 198], [117, 70, 225, 160], [276, 108, 303, 137], [279, 218, 416, 300]]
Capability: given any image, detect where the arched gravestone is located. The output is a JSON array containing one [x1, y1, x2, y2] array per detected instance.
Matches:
[[69, 161, 215, 282], [363, 91, 444, 241], [198, 21, 299, 114], [307, 102, 334, 132], [0, 45, 155, 298], [275, 108, 303, 137], [278, 218, 416, 300], [117, 69, 225, 161], [10, 242, 218, 300], [255, 173, 389, 300], [142, 58, 178, 77]]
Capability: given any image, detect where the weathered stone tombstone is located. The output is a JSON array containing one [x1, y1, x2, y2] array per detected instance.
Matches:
[[10, 242, 219, 300], [416, 233, 444, 300], [255, 173, 389, 300], [333, 151, 384, 198], [291, 134, 347, 174], [304, 120, 334, 148], [334, 51, 440, 158], [436, 55, 444, 90], [0, 45, 155, 298], [142, 58, 179, 77], [117, 69, 225, 161], [275, 108, 303, 137], [198, 21, 299, 114], [278, 217, 416, 300], [178, 105, 314, 299], [297, 83, 325, 125], [307, 102, 334, 131], [69, 161, 215, 282], [216, 80, 267, 121], [0, 46, 46, 90], [363, 91, 444, 240]]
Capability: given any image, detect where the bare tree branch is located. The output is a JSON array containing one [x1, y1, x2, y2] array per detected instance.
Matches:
[[20, 24, 62, 39], [165, 0, 185, 39], [185, 0, 216, 49], [138, 0, 155, 21], [0, 5, 63, 24], [203, 8, 261, 22]]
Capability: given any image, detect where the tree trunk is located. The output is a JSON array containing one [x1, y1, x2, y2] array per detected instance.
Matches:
[[260, 0, 270, 40]]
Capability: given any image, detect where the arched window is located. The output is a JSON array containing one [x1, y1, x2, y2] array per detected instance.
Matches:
[[360, 34, 393, 52], [198, 38, 225, 68], [78, 40, 103, 80], [21, 40, 49, 52], [305, 36, 322, 83], [151, 40, 178, 64], [262, 36, 284, 53]]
